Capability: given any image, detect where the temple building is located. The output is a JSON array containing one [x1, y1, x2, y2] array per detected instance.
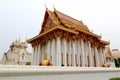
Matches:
[[111, 49, 120, 59], [104, 47, 115, 67], [27, 8, 110, 67], [0, 38, 32, 65]]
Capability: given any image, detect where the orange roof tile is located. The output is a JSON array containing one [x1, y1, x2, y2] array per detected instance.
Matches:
[[54, 10, 90, 32]]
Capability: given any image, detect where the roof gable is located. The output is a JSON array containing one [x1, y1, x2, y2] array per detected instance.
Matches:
[[39, 9, 60, 34], [40, 8, 91, 34], [54, 9, 90, 32]]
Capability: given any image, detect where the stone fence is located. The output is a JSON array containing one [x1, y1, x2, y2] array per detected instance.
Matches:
[[0, 65, 120, 80]]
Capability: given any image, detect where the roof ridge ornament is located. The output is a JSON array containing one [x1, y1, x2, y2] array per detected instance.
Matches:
[[100, 33, 102, 38], [109, 40, 110, 43], [91, 30, 93, 33], [108, 40, 110, 46], [52, 4, 56, 11], [44, 4, 48, 10], [18, 37, 20, 42]]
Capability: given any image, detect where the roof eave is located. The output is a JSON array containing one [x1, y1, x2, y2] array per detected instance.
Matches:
[[27, 26, 78, 43], [100, 40, 110, 45]]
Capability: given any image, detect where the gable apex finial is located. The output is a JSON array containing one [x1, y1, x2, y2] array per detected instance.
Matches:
[[52, 4, 56, 11], [44, 4, 48, 10], [100, 33, 102, 38]]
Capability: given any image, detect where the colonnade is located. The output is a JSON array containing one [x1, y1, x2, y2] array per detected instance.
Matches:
[[32, 37, 106, 67]]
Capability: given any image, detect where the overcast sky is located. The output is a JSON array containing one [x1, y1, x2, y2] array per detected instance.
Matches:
[[0, 0, 120, 59]]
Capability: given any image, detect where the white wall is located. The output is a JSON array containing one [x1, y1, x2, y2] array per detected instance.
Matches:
[[0, 65, 120, 80]]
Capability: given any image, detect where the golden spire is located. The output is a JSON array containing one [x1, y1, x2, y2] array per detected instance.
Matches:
[[10, 40, 14, 47], [15, 38, 17, 42], [18, 37, 20, 42]]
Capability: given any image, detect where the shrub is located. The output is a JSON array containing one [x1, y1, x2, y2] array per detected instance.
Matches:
[[25, 62, 31, 65], [109, 77, 120, 80], [114, 58, 120, 67]]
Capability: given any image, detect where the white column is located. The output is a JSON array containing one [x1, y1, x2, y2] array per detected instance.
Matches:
[[95, 46, 100, 67], [79, 39, 82, 67], [97, 48, 101, 67], [34, 46, 38, 65], [100, 48, 104, 64], [63, 38, 67, 66], [40, 44, 42, 62], [73, 40, 76, 66], [98, 48, 102, 66], [102, 48, 106, 63], [88, 41, 93, 67], [37, 44, 40, 66], [84, 41, 88, 67], [71, 41, 73, 67], [91, 46, 94, 67], [41, 44, 44, 60], [56, 37, 61, 66], [78, 39, 82, 67], [76, 39, 80, 67], [68, 40, 71, 66], [36, 46, 39, 66], [34, 46, 36, 65], [61, 39, 63, 66], [49, 40, 52, 61], [86, 41, 89, 67], [81, 39, 85, 67], [47, 40, 50, 60], [36, 46, 38, 66], [32, 47, 35, 65], [87, 42, 90, 67], [51, 39, 55, 66]]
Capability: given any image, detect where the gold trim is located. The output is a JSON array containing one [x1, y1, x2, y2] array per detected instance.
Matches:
[[27, 25, 78, 43], [100, 40, 110, 45]]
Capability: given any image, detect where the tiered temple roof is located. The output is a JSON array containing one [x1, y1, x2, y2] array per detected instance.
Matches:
[[27, 8, 109, 46]]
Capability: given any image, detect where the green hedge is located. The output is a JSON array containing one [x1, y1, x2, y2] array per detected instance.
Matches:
[[109, 77, 120, 80], [25, 62, 31, 65], [114, 58, 120, 67]]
